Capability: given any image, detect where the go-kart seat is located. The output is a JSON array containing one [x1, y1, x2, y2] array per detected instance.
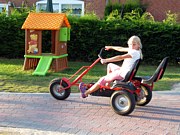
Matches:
[[114, 59, 141, 83], [111, 59, 141, 91], [123, 59, 141, 82], [140, 57, 169, 84]]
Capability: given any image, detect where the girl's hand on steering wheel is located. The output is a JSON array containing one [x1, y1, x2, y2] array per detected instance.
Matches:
[[105, 46, 111, 51], [101, 59, 107, 64]]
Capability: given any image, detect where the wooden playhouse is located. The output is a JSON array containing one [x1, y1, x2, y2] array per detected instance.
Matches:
[[21, 13, 70, 75]]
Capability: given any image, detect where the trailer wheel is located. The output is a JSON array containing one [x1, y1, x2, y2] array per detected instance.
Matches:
[[49, 78, 71, 100], [110, 90, 135, 116]]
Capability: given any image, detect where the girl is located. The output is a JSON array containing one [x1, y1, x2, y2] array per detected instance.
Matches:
[[79, 35, 143, 98]]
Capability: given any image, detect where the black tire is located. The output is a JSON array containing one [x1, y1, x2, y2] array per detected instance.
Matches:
[[110, 90, 136, 116], [136, 85, 152, 106], [49, 78, 71, 100]]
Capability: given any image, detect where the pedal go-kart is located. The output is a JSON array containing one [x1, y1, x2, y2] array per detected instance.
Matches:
[[49, 48, 169, 116]]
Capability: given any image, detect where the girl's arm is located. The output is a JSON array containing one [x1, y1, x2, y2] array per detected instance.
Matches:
[[101, 53, 132, 64], [105, 46, 129, 52]]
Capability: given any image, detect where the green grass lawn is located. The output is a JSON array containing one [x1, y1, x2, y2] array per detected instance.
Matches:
[[0, 58, 179, 93]]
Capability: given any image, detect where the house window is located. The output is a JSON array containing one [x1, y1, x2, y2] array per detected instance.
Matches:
[[62, 4, 82, 16], [38, 3, 46, 11], [0, 4, 8, 13], [37, 3, 59, 13], [53, 3, 59, 13], [36, 0, 84, 16], [0, 7, 5, 12]]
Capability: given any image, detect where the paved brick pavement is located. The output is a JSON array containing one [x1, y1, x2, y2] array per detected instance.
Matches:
[[0, 91, 180, 135]]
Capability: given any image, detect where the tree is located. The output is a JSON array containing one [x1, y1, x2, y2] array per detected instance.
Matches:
[[46, 0, 53, 13]]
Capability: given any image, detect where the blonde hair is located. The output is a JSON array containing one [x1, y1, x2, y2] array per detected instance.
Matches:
[[128, 35, 143, 59]]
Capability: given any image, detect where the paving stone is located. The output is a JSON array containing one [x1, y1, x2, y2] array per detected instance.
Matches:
[[0, 91, 180, 135]]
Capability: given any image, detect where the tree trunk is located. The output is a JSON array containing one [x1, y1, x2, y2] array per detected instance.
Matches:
[[46, 0, 53, 13]]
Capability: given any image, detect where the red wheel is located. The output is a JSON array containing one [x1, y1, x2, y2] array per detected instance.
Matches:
[[110, 90, 135, 116], [136, 85, 152, 106], [49, 78, 71, 100]]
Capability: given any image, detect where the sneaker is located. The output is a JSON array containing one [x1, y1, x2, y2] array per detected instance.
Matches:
[[79, 82, 87, 98]]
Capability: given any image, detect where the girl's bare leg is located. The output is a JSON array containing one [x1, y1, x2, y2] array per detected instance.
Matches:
[[85, 83, 100, 96], [107, 63, 121, 74]]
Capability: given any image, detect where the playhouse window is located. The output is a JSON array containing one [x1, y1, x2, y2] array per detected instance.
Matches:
[[42, 30, 52, 53]]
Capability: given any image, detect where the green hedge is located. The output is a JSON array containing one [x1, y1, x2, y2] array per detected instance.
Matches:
[[0, 13, 27, 58], [68, 17, 180, 64], [104, 1, 146, 19], [0, 13, 179, 64]]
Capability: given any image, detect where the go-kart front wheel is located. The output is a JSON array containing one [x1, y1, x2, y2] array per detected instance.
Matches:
[[49, 78, 71, 100], [110, 90, 136, 116]]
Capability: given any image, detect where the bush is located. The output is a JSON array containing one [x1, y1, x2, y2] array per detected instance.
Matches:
[[68, 17, 180, 64], [104, 0, 146, 19], [0, 11, 179, 64], [0, 13, 28, 58]]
